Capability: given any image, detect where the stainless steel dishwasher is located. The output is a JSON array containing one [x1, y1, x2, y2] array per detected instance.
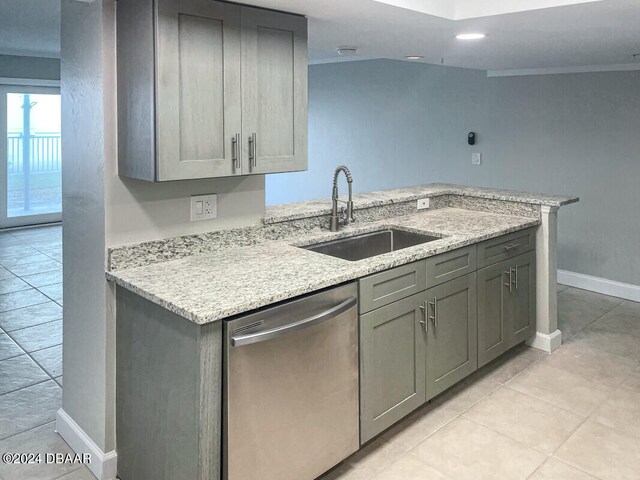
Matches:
[[224, 282, 359, 480]]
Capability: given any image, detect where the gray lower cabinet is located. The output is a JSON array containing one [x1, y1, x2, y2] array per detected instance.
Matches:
[[424, 273, 478, 400], [117, 0, 307, 181], [478, 251, 536, 367], [509, 251, 537, 346], [360, 292, 426, 444], [359, 233, 536, 443], [477, 259, 511, 367]]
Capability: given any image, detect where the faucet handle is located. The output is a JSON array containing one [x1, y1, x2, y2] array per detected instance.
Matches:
[[342, 202, 355, 225]]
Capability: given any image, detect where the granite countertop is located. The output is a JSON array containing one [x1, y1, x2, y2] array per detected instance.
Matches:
[[264, 183, 579, 224], [107, 207, 540, 324]]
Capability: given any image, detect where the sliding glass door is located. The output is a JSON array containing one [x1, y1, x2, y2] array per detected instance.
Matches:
[[0, 85, 62, 228]]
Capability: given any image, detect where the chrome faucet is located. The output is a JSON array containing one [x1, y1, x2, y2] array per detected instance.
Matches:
[[330, 165, 355, 232]]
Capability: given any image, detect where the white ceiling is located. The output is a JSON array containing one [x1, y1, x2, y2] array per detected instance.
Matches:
[[0, 0, 60, 58], [244, 0, 640, 72], [0, 0, 638, 72]]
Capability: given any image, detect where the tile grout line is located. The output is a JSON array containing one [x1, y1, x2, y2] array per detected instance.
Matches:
[[0, 415, 63, 443], [2, 324, 62, 382], [562, 296, 627, 344], [0, 375, 53, 398]]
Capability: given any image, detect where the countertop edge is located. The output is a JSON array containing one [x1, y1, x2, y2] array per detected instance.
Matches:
[[107, 218, 540, 325]]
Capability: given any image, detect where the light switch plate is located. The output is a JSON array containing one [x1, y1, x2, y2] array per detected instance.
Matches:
[[472, 153, 482, 165], [190, 194, 217, 221], [417, 198, 430, 210]]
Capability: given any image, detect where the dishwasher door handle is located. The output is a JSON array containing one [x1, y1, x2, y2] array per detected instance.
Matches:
[[231, 296, 357, 347]]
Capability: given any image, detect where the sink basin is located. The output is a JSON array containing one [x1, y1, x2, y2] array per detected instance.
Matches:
[[302, 228, 441, 261]]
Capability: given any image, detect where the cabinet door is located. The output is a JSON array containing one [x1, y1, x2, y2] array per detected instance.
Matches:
[[509, 251, 536, 347], [425, 274, 478, 400], [156, 0, 242, 180], [240, 7, 307, 175], [477, 259, 512, 368], [360, 293, 426, 444]]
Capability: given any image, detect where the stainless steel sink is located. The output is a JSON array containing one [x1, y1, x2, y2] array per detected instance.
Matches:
[[302, 228, 441, 261]]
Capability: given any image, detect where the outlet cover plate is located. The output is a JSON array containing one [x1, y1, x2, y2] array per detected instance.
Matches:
[[472, 153, 482, 165], [190, 194, 217, 222], [417, 198, 430, 210]]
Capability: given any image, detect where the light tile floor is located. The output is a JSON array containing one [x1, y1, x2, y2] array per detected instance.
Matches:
[[321, 286, 640, 480], [2, 227, 639, 480], [0, 225, 93, 479]]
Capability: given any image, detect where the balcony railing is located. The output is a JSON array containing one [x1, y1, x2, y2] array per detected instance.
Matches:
[[7, 133, 62, 174]]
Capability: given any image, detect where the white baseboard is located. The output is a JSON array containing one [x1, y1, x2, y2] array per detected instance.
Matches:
[[558, 269, 640, 303], [527, 329, 562, 353], [56, 409, 117, 480]]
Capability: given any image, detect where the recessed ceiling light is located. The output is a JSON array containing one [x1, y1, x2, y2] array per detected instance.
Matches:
[[404, 55, 424, 60], [456, 33, 486, 40], [337, 47, 358, 57]]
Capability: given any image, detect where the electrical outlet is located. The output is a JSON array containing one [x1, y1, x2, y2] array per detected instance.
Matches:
[[417, 198, 430, 210], [190, 194, 217, 221], [472, 153, 482, 165]]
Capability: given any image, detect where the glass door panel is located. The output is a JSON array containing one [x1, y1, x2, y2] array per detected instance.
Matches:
[[1, 86, 61, 228]]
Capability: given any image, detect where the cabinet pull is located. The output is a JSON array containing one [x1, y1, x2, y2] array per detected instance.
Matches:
[[513, 265, 519, 290], [504, 243, 520, 251], [428, 297, 438, 327], [248, 132, 257, 168], [419, 303, 428, 332], [504, 270, 512, 292], [232, 133, 240, 170]]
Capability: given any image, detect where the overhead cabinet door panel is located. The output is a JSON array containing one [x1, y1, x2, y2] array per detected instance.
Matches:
[[241, 7, 308, 174], [156, 0, 242, 180]]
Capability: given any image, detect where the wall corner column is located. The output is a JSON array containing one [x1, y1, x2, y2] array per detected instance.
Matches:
[[527, 205, 562, 353]]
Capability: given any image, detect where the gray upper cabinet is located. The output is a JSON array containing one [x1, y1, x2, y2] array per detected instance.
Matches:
[[359, 292, 426, 444], [240, 7, 308, 174], [424, 273, 478, 400], [156, 0, 242, 181], [116, 0, 308, 181]]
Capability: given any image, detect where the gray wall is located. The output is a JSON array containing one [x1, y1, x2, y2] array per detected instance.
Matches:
[[0, 54, 60, 80], [266, 60, 640, 286], [62, 0, 265, 455]]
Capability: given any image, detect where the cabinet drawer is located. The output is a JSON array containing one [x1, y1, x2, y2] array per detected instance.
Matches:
[[359, 261, 426, 314], [426, 245, 477, 288], [478, 228, 536, 268]]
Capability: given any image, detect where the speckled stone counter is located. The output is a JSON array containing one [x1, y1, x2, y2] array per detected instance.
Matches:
[[107, 208, 540, 324], [107, 183, 578, 271], [263, 183, 579, 224]]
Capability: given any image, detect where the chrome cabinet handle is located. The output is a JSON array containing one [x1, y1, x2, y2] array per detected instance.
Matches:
[[504, 269, 512, 292], [514, 265, 519, 290], [232, 133, 240, 170], [248, 132, 257, 168], [504, 243, 520, 251], [428, 297, 438, 327], [231, 296, 357, 347], [419, 303, 428, 332]]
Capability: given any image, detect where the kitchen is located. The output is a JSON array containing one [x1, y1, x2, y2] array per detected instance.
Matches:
[[1, 0, 639, 479]]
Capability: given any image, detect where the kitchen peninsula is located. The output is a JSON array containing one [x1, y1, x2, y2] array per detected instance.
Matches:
[[107, 183, 577, 480]]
